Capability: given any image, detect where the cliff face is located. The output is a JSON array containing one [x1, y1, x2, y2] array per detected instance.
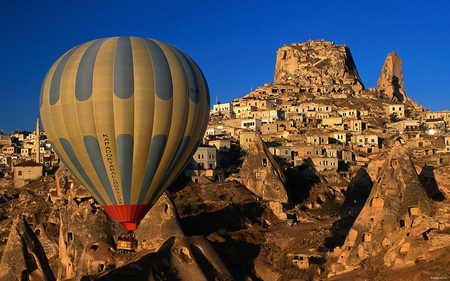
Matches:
[[377, 51, 407, 102], [274, 40, 364, 96], [336, 142, 442, 271]]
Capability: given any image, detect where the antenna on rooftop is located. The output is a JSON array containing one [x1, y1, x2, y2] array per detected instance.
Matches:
[[216, 94, 219, 105]]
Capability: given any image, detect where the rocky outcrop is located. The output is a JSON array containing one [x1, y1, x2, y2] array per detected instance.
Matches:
[[333, 142, 443, 274], [57, 188, 124, 280], [240, 134, 289, 219], [0, 216, 55, 281], [274, 40, 364, 97], [97, 236, 237, 281], [134, 192, 184, 251], [377, 51, 409, 103]]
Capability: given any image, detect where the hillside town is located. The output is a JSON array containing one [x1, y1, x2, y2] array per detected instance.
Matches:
[[0, 40, 450, 280]]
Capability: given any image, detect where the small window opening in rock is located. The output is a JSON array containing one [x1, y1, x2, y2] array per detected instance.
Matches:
[[68, 232, 73, 242], [165, 204, 169, 213], [348, 246, 352, 250], [391, 159, 398, 169], [98, 264, 105, 272], [362, 233, 372, 242], [399, 219, 405, 228], [408, 207, 419, 216], [407, 233, 410, 237], [262, 158, 267, 167], [422, 232, 429, 240], [34, 229, 41, 236], [370, 218, 374, 222], [90, 244, 99, 251]]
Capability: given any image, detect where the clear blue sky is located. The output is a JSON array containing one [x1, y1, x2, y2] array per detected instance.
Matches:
[[1, 0, 449, 133]]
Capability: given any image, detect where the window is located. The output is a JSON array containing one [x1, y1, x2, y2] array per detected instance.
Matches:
[[255, 172, 264, 181], [18, 171, 22, 176]]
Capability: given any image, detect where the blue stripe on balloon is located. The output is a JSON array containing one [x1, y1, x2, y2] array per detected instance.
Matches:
[[83, 136, 117, 205], [149, 136, 191, 203], [168, 46, 199, 104], [117, 134, 134, 205], [75, 38, 107, 101], [137, 134, 167, 205], [49, 46, 81, 105], [141, 38, 173, 101], [39, 71, 50, 109], [114, 37, 134, 99], [56, 139, 107, 205], [159, 139, 202, 198]]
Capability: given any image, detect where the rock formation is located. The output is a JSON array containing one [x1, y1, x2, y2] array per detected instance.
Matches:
[[274, 40, 364, 96], [134, 192, 184, 251], [333, 142, 445, 274], [56, 173, 125, 280], [0, 216, 55, 281], [240, 134, 289, 220], [377, 51, 408, 102], [97, 236, 237, 281], [241, 135, 288, 198]]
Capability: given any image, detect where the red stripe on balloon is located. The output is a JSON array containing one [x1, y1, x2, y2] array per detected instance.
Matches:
[[101, 204, 154, 231]]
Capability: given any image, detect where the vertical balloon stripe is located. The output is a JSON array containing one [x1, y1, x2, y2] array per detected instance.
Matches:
[[169, 46, 200, 104], [150, 136, 191, 202], [49, 46, 81, 105], [114, 37, 134, 99], [59, 138, 107, 205], [40, 71, 51, 109], [142, 39, 173, 100], [137, 134, 167, 204], [151, 139, 202, 204], [75, 38, 107, 102], [117, 134, 134, 205], [83, 136, 117, 204]]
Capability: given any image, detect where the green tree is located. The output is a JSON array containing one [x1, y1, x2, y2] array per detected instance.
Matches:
[[419, 121, 428, 133], [389, 112, 399, 122]]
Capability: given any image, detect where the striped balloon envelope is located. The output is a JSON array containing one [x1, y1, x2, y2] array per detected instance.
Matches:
[[40, 37, 210, 230]]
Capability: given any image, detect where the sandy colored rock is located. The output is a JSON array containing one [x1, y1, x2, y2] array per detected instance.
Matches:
[[377, 51, 409, 103], [274, 40, 364, 96], [0, 216, 55, 281], [97, 236, 236, 281], [336, 142, 434, 270], [241, 134, 289, 204], [134, 192, 184, 251]]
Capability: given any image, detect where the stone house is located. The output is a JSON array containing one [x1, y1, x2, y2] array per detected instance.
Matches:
[[331, 131, 349, 144], [260, 123, 278, 135], [234, 105, 256, 118], [191, 146, 217, 169], [268, 146, 292, 163], [351, 134, 379, 148], [241, 118, 262, 131], [239, 131, 256, 150], [2, 145, 19, 155], [306, 134, 329, 145], [344, 119, 366, 132], [426, 110, 450, 127], [13, 160, 43, 188], [212, 102, 233, 114], [311, 156, 338, 172], [385, 103, 405, 118], [209, 139, 231, 152], [321, 117, 343, 129], [338, 108, 359, 118], [444, 135, 450, 152], [390, 120, 419, 134]]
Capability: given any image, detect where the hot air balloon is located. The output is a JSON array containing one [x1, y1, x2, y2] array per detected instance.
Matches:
[[40, 36, 210, 231]]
